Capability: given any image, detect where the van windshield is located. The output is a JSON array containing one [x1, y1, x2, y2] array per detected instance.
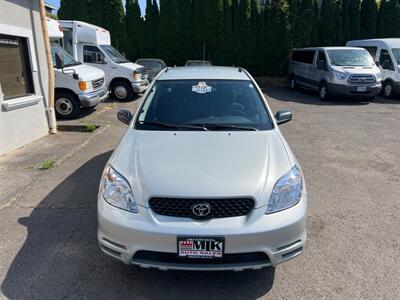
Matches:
[[100, 45, 129, 64], [135, 80, 273, 131], [391, 48, 400, 64], [327, 49, 374, 67], [51, 43, 81, 68]]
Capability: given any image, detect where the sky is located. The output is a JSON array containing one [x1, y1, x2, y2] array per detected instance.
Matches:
[[46, 0, 148, 14]]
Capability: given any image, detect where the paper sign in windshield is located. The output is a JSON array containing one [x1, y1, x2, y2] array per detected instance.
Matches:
[[192, 82, 212, 94]]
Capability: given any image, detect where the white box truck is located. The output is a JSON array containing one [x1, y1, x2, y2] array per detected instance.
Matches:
[[58, 20, 149, 101], [347, 39, 400, 98], [47, 18, 107, 118]]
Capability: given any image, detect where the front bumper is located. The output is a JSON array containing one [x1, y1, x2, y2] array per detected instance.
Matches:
[[98, 195, 307, 271], [79, 86, 108, 107], [132, 80, 149, 93], [327, 82, 382, 98]]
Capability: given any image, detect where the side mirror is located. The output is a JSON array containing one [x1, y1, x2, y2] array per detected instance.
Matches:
[[275, 110, 292, 125], [55, 52, 64, 69], [117, 109, 133, 125]]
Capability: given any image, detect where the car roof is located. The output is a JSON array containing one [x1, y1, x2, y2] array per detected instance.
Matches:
[[136, 58, 165, 62], [347, 38, 400, 48], [294, 46, 365, 51], [158, 66, 250, 81]]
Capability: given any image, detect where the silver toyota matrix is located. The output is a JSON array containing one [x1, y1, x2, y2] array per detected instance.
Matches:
[[98, 66, 307, 271]]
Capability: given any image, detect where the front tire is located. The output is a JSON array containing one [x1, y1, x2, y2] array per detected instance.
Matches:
[[319, 83, 330, 100], [111, 81, 133, 101], [55, 92, 81, 119], [382, 81, 395, 98]]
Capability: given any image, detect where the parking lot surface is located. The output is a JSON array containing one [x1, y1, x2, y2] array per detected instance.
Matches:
[[0, 87, 399, 299]]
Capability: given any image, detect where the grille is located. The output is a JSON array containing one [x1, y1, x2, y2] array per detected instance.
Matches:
[[149, 197, 255, 219], [348, 74, 376, 84], [92, 77, 104, 89], [133, 251, 270, 265]]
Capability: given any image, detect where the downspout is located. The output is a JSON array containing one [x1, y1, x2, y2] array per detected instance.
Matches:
[[38, 0, 57, 134]]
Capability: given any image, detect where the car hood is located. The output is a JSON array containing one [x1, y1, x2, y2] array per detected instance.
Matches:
[[64, 64, 105, 81], [331, 65, 380, 76], [110, 130, 292, 208]]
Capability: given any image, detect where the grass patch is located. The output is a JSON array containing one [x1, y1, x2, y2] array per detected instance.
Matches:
[[39, 159, 56, 170], [85, 123, 97, 132]]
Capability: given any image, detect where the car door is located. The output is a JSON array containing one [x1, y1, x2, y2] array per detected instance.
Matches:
[[378, 48, 395, 81], [312, 50, 328, 88]]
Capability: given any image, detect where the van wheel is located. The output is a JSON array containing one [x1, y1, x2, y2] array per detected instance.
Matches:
[[111, 81, 133, 101], [319, 83, 330, 100], [289, 76, 297, 90], [55, 92, 80, 119], [382, 81, 394, 98]]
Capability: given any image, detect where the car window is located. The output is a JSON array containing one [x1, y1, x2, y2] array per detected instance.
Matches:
[[380, 49, 394, 70], [327, 49, 374, 67], [83, 45, 105, 64], [136, 80, 273, 131], [316, 51, 327, 70], [137, 60, 163, 69], [291, 50, 315, 64], [361, 46, 378, 59]]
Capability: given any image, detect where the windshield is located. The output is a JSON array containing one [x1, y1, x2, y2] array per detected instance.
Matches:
[[391, 48, 400, 64], [327, 49, 374, 67], [135, 80, 273, 131], [51, 43, 80, 68], [100, 45, 129, 63]]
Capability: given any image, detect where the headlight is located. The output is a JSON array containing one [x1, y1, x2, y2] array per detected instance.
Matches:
[[102, 165, 138, 213], [376, 73, 382, 81], [332, 71, 347, 80], [266, 166, 303, 214], [78, 80, 93, 91], [132, 71, 141, 81]]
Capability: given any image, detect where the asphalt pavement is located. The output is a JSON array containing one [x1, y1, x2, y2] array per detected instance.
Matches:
[[0, 87, 399, 299]]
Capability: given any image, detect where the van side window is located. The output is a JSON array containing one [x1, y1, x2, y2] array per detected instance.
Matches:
[[379, 49, 394, 70], [83, 45, 105, 64], [292, 50, 315, 64], [316, 51, 327, 70]]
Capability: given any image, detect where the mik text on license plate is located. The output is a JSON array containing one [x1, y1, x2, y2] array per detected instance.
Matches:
[[178, 237, 224, 258]]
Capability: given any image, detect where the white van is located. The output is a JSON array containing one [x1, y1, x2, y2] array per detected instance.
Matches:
[[47, 18, 107, 118], [58, 20, 149, 101], [347, 39, 400, 98]]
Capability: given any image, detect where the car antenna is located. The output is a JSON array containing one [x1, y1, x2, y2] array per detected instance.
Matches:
[[238, 67, 242, 72]]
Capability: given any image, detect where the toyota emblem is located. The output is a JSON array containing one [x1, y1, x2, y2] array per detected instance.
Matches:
[[192, 203, 211, 218]]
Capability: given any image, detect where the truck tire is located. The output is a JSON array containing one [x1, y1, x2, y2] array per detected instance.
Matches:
[[382, 81, 395, 98], [55, 91, 81, 119], [111, 81, 133, 101], [319, 83, 330, 100]]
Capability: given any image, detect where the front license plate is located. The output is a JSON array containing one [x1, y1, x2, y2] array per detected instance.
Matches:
[[178, 237, 225, 258], [357, 86, 367, 92]]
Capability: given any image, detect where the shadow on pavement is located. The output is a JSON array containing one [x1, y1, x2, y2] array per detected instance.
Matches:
[[1, 152, 275, 300]]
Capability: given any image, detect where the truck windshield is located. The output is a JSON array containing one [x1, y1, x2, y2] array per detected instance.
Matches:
[[135, 80, 273, 131], [51, 43, 81, 68], [100, 45, 129, 64], [327, 49, 374, 67], [391, 48, 400, 65]]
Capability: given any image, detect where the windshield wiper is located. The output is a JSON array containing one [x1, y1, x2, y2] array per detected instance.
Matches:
[[192, 123, 257, 131], [139, 120, 208, 131]]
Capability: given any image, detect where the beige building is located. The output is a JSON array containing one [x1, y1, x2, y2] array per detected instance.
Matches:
[[0, 0, 51, 155]]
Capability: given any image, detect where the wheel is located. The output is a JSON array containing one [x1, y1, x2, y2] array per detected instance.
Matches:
[[111, 81, 133, 101], [319, 83, 330, 100], [382, 81, 395, 98], [289, 76, 297, 90], [55, 91, 80, 119]]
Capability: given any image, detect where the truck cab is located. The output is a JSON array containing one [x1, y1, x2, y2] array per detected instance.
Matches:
[[47, 18, 107, 118], [58, 20, 149, 101]]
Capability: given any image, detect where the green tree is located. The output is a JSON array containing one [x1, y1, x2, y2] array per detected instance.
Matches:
[[222, 0, 233, 65], [125, 0, 144, 59], [177, 0, 192, 64], [319, 0, 336, 45], [360, 0, 377, 38], [233, 0, 251, 66], [349, 0, 361, 39], [58, 0, 90, 21], [142, 0, 160, 57], [378, 0, 400, 37], [191, 0, 211, 59], [159, 0, 180, 64]]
